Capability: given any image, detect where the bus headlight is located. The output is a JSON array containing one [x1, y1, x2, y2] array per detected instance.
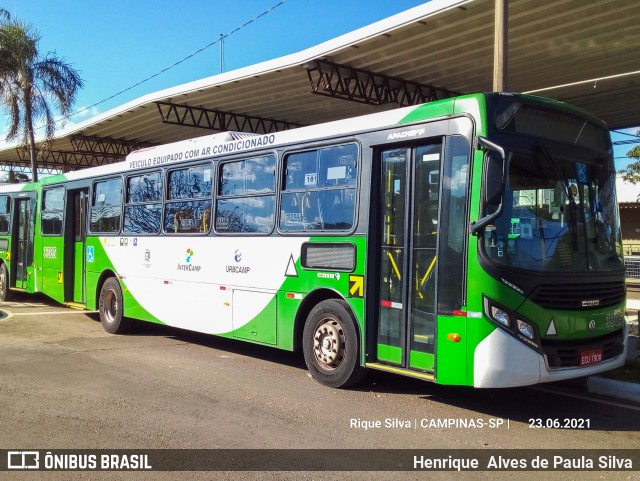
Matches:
[[483, 296, 511, 328], [483, 296, 541, 351], [517, 319, 535, 340], [491, 306, 510, 327]]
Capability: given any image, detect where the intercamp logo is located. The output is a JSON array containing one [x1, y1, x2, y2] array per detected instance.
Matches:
[[177, 247, 201, 272]]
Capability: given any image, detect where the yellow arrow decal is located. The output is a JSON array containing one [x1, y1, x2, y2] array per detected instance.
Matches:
[[349, 275, 364, 298]]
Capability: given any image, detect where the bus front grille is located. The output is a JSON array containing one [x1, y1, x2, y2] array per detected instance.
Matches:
[[541, 330, 624, 369], [531, 281, 625, 310]]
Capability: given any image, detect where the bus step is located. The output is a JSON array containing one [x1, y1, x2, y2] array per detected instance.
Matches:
[[65, 302, 86, 310], [365, 363, 435, 381]]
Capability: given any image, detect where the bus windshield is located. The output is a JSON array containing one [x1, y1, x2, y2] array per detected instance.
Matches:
[[482, 146, 624, 272]]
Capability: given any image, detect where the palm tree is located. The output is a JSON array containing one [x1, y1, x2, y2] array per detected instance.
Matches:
[[0, 14, 83, 182]]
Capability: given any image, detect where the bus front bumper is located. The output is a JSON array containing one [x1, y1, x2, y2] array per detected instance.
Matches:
[[473, 328, 627, 388]]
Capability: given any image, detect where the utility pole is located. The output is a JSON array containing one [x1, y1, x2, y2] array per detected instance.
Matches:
[[493, 0, 508, 92], [220, 34, 225, 73]]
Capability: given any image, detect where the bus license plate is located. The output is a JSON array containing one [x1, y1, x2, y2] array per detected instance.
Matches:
[[580, 349, 603, 366]]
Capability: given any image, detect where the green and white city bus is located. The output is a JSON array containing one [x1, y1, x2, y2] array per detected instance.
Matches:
[[0, 93, 627, 388]]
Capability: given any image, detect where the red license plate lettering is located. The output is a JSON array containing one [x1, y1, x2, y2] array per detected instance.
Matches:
[[580, 348, 603, 366]]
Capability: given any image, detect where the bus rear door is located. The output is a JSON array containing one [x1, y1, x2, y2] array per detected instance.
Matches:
[[12, 194, 36, 291], [64, 188, 88, 305]]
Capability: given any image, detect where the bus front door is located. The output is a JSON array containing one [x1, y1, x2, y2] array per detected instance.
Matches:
[[374, 135, 470, 379], [14, 196, 35, 290], [375, 143, 442, 373]]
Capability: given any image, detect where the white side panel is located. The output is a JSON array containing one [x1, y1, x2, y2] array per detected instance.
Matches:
[[101, 236, 308, 333], [233, 290, 276, 329]]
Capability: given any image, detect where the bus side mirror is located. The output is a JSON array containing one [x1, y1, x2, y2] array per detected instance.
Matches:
[[471, 137, 506, 236]]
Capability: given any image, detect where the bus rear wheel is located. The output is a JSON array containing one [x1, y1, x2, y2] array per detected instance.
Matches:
[[0, 263, 12, 302], [302, 299, 366, 388], [99, 277, 132, 334]]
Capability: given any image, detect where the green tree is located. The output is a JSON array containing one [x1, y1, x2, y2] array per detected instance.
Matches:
[[0, 13, 83, 182], [618, 129, 640, 186]]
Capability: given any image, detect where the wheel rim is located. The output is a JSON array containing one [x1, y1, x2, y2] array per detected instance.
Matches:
[[0, 269, 5, 297], [103, 289, 118, 323], [312, 317, 345, 370]]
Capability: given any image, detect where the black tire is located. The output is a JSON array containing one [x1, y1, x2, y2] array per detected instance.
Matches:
[[99, 277, 132, 334], [0, 262, 12, 302], [302, 299, 367, 388]]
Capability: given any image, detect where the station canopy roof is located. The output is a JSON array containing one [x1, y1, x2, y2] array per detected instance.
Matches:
[[0, 0, 638, 171]]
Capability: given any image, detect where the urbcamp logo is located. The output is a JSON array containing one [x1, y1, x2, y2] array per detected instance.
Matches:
[[178, 247, 201, 272], [226, 249, 251, 274]]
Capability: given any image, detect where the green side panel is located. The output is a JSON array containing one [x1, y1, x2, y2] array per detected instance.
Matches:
[[231, 294, 277, 346], [84, 270, 101, 311], [84, 237, 112, 311], [409, 350, 434, 371], [276, 291, 301, 351], [377, 344, 402, 365], [40, 237, 65, 304], [0, 235, 10, 276], [434, 315, 468, 385], [84, 237, 164, 324], [398, 98, 455, 124], [276, 236, 368, 353], [452, 95, 487, 136]]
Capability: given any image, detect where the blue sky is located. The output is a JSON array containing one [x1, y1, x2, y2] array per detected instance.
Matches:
[[1, 0, 638, 170], [1, 0, 429, 123]]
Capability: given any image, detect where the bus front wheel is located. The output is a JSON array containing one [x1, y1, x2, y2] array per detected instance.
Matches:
[[0, 263, 12, 302], [302, 299, 366, 388], [99, 277, 132, 334]]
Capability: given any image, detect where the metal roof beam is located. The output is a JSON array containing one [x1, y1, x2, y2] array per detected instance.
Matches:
[[70, 134, 155, 158], [16, 147, 122, 170], [156, 101, 304, 134], [0, 163, 59, 175], [305, 59, 460, 106], [11, 136, 156, 171]]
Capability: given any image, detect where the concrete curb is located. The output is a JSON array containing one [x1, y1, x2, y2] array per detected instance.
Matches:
[[587, 376, 640, 404], [586, 326, 639, 404]]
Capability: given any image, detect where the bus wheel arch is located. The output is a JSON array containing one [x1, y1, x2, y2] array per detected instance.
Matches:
[[95, 270, 117, 309], [299, 292, 366, 388], [98, 274, 132, 334]]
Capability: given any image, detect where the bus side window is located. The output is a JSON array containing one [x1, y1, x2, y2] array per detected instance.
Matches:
[[124, 171, 163, 235], [280, 143, 358, 233], [90, 178, 123, 234], [41, 187, 65, 235], [165, 164, 213, 235], [215, 155, 276, 234], [0, 195, 10, 234]]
